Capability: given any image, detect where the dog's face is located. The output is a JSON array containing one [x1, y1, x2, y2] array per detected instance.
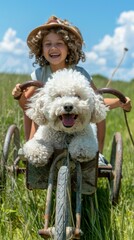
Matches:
[[26, 69, 108, 133], [45, 88, 93, 133]]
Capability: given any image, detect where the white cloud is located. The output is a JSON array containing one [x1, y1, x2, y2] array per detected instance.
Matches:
[[117, 10, 134, 24], [0, 28, 27, 54], [83, 11, 134, 81], [0, 28, 33, 74]]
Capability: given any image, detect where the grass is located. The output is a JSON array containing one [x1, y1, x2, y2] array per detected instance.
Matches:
[[0, 73, 134, 239]]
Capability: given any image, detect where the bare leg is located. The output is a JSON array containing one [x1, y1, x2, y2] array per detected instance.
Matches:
[[29, 121, 38, 139], [17, 86, 38, 140], [24, 113, 32, 141], [23, 112, 38, 140], [96, 120, 106, 153]]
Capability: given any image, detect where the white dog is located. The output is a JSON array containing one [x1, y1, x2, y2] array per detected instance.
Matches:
[[23, 69, 108, 166]]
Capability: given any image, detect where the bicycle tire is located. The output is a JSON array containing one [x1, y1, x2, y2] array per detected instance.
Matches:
[[109, 132, 123, 205], [55, 165, 71, 240], [0, 124, 20, 188]]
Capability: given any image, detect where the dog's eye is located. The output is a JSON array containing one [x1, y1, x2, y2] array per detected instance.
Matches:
[[75, 95, 81, 99], [55, 94, 62, 98]]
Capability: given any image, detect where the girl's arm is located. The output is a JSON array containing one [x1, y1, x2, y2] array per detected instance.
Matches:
[[104, 97, 132, 111], [12, 84, 38, 140]]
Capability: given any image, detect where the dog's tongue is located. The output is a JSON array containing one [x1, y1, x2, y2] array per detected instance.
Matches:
[[62, 114, 75, 127]]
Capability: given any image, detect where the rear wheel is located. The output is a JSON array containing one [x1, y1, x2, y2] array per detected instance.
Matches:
[[109, 132, 123, 205], [55, 166, 72, 240], [0, 124, 20, 189]]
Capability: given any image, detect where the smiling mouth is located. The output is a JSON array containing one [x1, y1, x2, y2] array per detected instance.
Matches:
[[49, 53, 60, 58], [59, 114, 78, 128]]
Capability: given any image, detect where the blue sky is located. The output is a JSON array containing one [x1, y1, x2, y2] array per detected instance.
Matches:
[[0, 0, 134, 81]]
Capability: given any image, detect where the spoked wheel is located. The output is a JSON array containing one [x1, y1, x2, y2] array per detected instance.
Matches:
[[0, 124, 20, 189], [109, 132, 123, 205], [55, 166, 73, 240]]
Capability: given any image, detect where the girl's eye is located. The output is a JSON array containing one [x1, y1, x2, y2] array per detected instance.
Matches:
[[44, 43, 51, 47], [57, 41, 65, 46]]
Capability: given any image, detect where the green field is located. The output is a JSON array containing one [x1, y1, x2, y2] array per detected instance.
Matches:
[[0, 73, 134, 240]]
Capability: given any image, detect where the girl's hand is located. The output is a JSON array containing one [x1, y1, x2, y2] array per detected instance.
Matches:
[[12, 84, 22, 99], [119, 97, 132, 112], [12, 84, 37, 100]]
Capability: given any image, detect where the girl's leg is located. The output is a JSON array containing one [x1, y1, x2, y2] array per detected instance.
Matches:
[[23, 113, 38, 140], [97, 120, 106, 153], [18, 87, 39, 140], [23, 113, 32, 140], [29, 121, 38, 139]]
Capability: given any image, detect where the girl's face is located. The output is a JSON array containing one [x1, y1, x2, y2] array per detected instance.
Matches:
[[42, 32, 68, 72]]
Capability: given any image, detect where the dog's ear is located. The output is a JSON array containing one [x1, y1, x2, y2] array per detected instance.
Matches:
[[90, 94, 109, 123], [25, 89, 47, 126]]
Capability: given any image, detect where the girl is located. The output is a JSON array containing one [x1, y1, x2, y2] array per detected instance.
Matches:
[[12, 16, 131, 156]]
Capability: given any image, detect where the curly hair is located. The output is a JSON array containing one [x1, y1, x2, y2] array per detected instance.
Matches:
[[28, 27, 86, 67]]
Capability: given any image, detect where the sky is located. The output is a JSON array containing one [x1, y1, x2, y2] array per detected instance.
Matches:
[[0, 0, 134, 81]]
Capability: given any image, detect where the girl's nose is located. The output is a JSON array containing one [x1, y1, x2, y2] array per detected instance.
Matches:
[[51, 44, 57, 49]]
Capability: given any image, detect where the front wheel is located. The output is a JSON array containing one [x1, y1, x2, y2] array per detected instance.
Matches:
[[55, 166, 72, 240]]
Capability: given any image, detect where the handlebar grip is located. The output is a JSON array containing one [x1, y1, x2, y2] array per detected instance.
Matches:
[[19, 80, 44, 91], [96, 87, 127, 103], [13, 80, 44, 100]]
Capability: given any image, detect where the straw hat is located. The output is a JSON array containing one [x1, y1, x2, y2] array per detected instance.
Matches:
[[27, 16, 83, 48]]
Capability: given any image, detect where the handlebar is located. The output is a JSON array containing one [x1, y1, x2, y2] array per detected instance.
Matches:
[[15, 81, 127, 104], [96, 87, 127, 103], [14, 80, 133, 146], [19, 80, 44, 91]]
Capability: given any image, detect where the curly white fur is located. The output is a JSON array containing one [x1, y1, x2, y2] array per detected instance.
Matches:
[[23, 69, 109, 166]]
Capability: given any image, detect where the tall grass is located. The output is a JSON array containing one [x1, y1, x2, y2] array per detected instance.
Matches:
[[0, 73, 134, 239]]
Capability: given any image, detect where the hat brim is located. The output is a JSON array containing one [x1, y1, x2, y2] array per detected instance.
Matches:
[[27, 22, 83, 48]]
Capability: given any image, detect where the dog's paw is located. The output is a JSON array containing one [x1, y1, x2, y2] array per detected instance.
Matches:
[[24, 149, 53, 167], [23, 142, 54, 167]]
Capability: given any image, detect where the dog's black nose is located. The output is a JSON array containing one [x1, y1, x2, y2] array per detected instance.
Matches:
[[64, 104, 73, 112]]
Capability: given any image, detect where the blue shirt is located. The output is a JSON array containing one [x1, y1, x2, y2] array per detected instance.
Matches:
[[31, 65, 92, 83]]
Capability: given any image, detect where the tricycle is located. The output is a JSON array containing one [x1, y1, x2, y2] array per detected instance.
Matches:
[[0, 81, 126, 239]]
